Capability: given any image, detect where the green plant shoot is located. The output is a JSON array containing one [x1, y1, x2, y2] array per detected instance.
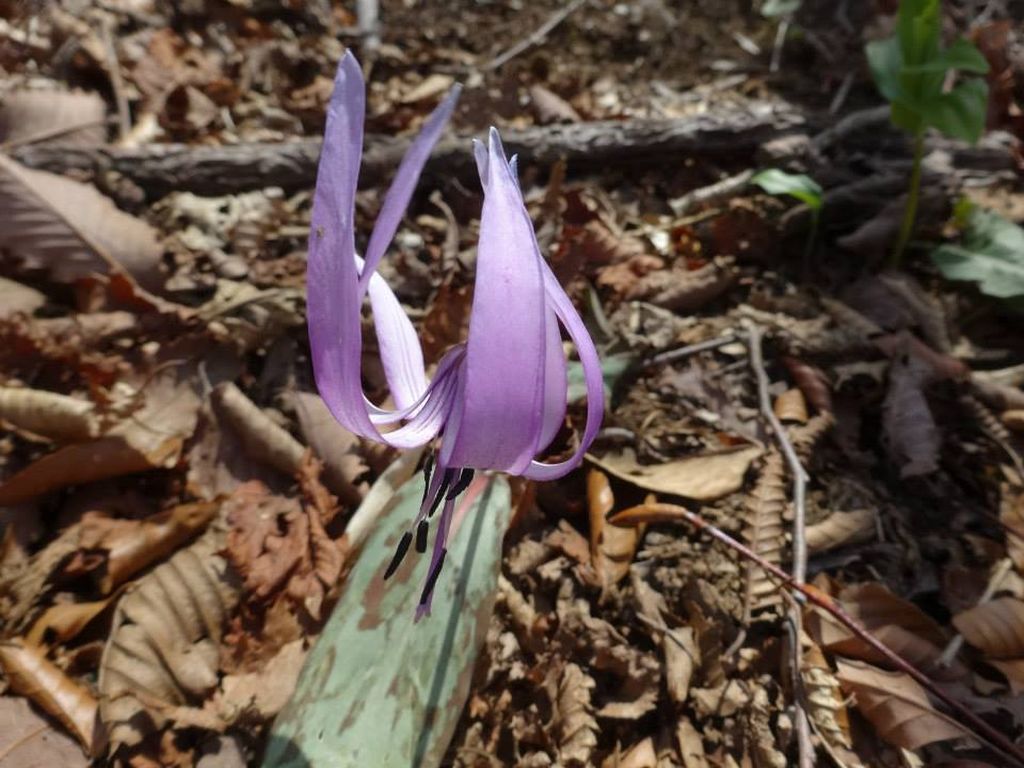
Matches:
[[865, 0, 989, 267], [751, 168, 823, 264]]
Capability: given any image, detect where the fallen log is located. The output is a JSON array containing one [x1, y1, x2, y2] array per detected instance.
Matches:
[[11, 100, 802, 197]]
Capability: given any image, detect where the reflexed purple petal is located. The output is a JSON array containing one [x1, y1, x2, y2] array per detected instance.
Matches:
[[522, 259, 604, 481], [308, 52, 459, 448], [443, 129, 548, 474], [360, 86, 462, 291], [537, 307, 567, 451]]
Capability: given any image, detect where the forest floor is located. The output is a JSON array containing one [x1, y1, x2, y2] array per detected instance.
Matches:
[[2, 1, 1024, 767]]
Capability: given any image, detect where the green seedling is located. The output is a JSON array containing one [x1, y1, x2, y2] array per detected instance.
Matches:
[[751, 168, 823, 265], [931, 200, 1024, 310], [866, 0, 989, 267]]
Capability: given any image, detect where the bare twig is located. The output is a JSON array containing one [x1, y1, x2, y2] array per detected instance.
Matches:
[[610, 502, 1024, 768], [744, 322, 812, 768], [0, 117, 109, 151], [769, 16, 791, 73], [811, 104, 890, 154], [485, 0, 588, 71], [357, 0, 380, 52], [669, 169, 754, 216], [99, 17, 130, 141], [643, 333, 741, 369]]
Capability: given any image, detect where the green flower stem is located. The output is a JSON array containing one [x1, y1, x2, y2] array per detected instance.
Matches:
[[891, 128, 925, 268]]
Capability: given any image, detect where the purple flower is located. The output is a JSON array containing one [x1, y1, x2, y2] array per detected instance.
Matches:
[[307, 53, 603, 615]]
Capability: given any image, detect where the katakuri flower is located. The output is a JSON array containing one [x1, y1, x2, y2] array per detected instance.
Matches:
[[307, 52, 603, 615]]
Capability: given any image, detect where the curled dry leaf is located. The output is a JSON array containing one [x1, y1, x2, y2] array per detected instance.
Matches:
[[0, 277, 45, 319], [773, 387, 808, 424], [782, 356, 833, 414], [835, 658, 971, 750], [554, 662, 599, 767], [589, 445, 762, 502], [742, 450, 787, 616], [625, 256, 737, 313], [67, 502, 218, 593], [0, 386, 97, 442], [953, 597, 1024, 659], [26, 591, 121, 648], [0, 366, 201, 505], [98, 524, 238, 751], [0, 695, 90, 768], [788, 412, 835, 464], [883, 352, 940, 478], [0, 638, 99, 753], [587, 469, 638, 590], [663, 625, 698, 704], [802, 635, 853, 750], [0, 155, 162, 287], [806, 508, 875, 555], [213, 383, 304, 479], [290, 391, 368, 508], [530, 84, 582, 124], [1003, 410, 1024, 433], [1000, 487, 1024, 572], [0, 88, 106, 147], [972, 374, 1024, 411]]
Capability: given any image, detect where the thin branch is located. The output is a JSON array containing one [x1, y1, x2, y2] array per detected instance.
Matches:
[[669, 169, 754, 216], [745, 321, 812, 768], [99, 17, 131, 141], [610, 502, 1024, 768], [485, 0, 588, 71], [643, 333, 741, 369]]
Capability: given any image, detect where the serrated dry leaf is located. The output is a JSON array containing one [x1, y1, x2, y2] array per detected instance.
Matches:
[[554, 662, 598, 767], [835, 658, 970, 750], [98, 524, 238, 750], [0, 695, 90, 768], [0, 277, 45, 319], [953, 597, 1024, 659], [883, 352, 940, 477], [806, 509, 875, 555], [0, 386, 97, 442], [0, 88, 106, 147], [742, 450, 787, 615], [0, 638, 98, 752], [589, 445, 761, 502], [0, 155, 162, 286], [587, 469, 638, 590], [0, 367, 200, 505]]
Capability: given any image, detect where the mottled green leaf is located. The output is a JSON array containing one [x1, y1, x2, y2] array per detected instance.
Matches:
[[931, 207, 1024, 301], [567, 352, 631, 404], [751, 169, 823, 210], [263, 470, 511, 768]]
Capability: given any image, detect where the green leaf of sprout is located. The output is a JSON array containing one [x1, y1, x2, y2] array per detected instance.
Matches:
[[931, 206, 1024, 302], [751, 169, 823, 211]]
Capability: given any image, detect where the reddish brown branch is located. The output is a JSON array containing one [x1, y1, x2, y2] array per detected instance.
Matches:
[[610, 502, 1024, 768]]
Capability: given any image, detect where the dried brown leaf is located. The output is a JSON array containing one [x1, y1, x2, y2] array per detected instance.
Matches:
[[0, 367, 200, 505], [590, 445, 762, 502], [26, 592, 120, 649], [530, 84, 581, 124], [953, 597, 1024, 659], [806, 509, 875, 555], [802, 635, 852, 750], [68, 502, 217, 593], [213, 382, 304, 478], [0, 695, 89, 768], [98, 524, 238, 751], [601, 737, 657, 768], [554, 662, 598, 767], [291, 391, 368, 508], [883, 351, 940, 477], [835, 658, 970, 750], [663, 626, 697, 704], [0, 386, 97, 442], [587, 469, 637, 589], [0, 88, 106, 147], [0, 155, 162, 286], [1003, 410, 1024, 433], [0, 638, 98, 752], [782, 356, 833, 414], [773, 387, 808, 424], [788, 412, 835, 464], [625, 256, 737, 313], [212, 639, 305, 723], [0, 277, 45, 320], [1000, 487, 1024, 572], [676, 717, 708, 768]]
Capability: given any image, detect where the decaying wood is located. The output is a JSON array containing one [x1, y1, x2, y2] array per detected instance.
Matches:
[[12, 103, 803, 196]]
